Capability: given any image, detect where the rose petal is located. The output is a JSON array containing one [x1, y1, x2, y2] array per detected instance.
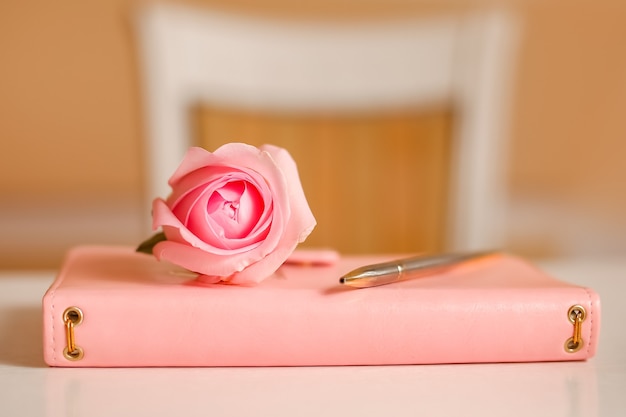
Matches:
[[232, 181, 265, 237], [260, 144, 317, 243], [153, 240, 260, 277], [168, 167, 239, 214], [171, 184, 209, 227], [227, 244, 296, 284], [167, 147, 229, 188]]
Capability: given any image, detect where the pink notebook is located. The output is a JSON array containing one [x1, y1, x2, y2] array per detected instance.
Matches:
[[42, 246, 600, 367]]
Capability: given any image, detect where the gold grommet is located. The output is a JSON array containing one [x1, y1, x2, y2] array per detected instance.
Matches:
[[564, 337, 583, 353], [63, 346, 84, 361], [568, 305, 586, 323], [63, 307, 83, 326]]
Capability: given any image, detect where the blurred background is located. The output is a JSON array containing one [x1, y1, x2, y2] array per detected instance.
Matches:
[[1, 0, 625, 269]]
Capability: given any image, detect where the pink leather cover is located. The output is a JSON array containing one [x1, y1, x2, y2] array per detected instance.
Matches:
[[42, 246, 601, 367]]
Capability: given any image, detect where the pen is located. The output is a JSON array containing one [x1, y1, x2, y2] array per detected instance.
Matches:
[[339, 251, 497, 288]]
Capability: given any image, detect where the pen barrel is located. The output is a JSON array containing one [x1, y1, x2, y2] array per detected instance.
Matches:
[[341, 251, 496, 288], [399, 252, 495, 276]]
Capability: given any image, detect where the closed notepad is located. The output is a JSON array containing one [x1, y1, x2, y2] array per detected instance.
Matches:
[[42, 246, 600, 367]]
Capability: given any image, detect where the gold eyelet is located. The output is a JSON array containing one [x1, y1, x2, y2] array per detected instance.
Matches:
[[63, 346, 84, 361], [63, 307, 83, 326]]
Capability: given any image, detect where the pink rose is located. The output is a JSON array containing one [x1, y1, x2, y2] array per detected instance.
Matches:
[[149, 143, 316, 285]]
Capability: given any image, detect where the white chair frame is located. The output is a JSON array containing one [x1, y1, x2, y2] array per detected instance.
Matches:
[[135, 3, 519, 251]]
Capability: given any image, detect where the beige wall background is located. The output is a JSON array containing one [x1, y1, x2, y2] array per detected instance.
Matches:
[[1, 0, 625, 268]]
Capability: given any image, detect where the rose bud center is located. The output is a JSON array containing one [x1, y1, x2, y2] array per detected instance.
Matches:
[[206, 180, 264, 239]]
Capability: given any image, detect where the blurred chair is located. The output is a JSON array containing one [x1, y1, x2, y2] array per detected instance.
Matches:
[[135, 3, 518, 254]]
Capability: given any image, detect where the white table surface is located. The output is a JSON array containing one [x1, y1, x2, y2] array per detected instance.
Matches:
[[1, 258, 624, 417]]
